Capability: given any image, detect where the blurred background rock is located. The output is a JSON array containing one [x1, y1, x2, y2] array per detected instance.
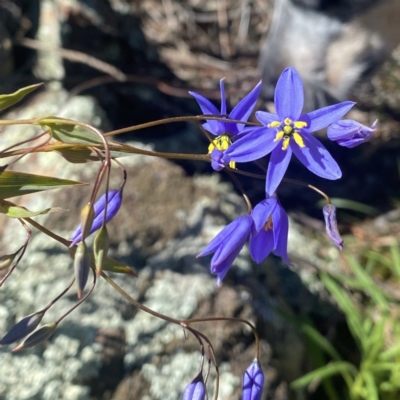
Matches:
[[0, 0, 399, 399]]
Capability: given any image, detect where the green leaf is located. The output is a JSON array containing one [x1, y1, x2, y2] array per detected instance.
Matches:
[[56, 147, 97, 164], [0, 199, 63, 218], [291, 362, 357, 390], [101, 255, 136, 275], [0, 83, 42, 112], [362, 371, 379, 400], [0, 170, 86, 199], [39, 118, 104, 144]]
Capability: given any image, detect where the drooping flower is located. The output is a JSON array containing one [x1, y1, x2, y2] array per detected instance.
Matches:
[[182, 373, 206, 400], [189, 80, 261, 170], [225, 67, 355, 195], [322, 204, 343, 250], [327, 119, 377, 148], [70, 189, 123, 247], [249, 196, 289, 264], [198, 215, 253, 285], [242, 359, 264, 400]]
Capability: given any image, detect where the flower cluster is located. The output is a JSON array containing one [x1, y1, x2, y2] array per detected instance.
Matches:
[[192, 67, 376, 283]]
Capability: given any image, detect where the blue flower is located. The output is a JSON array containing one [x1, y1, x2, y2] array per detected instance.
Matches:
[[198, 196, 289, 284], [182, 374, 206, 400], [242, 360, 264, 400], [189, 79, 261, 170], [250, 197, 289, 264], [70, 189, 123, 247], [327, 119, 377, 148], [198, 215, 253, 285], [322, 204, 343, 250], [225, 67, 355, 195]]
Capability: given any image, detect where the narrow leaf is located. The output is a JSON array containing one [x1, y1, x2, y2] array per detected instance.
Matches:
[[0, 199, 62, 218], [39, 118, 104, 144], [0, 83, 42, 111], [0, 170, 85, 199]]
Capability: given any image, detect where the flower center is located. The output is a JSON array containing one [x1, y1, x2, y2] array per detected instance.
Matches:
[[208, 134, 236, 169], [268, 118, 307, 150]]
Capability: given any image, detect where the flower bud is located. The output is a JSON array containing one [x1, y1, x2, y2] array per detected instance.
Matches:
[[80, 203, 95, 242], [323, 204, 343, 250], [70, 189, 123, 247], [182, 373, 206, 400], [93, 226, 109, 276], [0, 251, 19, 271], [74, 242, 91, 298], [13, 322, 57, 351], [0, 311, 45, 345], [242, 360, 264, 400], [327, 119, 377, 148]]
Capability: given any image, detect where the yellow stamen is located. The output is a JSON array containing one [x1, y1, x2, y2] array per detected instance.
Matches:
[[229, 161, 236, 169], [274, 130, 284, 142], [293, 132, 305, 147], [208, 134, 231, 154], [294, 121, 308, 129], [282, 136, 290, 150], [284, 118, 292, 125], [283, 125, 292, 135], [268, 121, 281, 128]]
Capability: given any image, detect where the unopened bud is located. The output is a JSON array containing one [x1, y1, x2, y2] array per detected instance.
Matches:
[[13, 322, 57, 351], [0, 311, 45, 345], [242, 359, 264, 400], [182, 373, 206, 400], [70, 189, 123, 247], [74, 242, 91, 298], [80, 203, 95, 242], [323, 204, 344, 250], [93, 226, 109, 276], [0, 251, 19, 271]]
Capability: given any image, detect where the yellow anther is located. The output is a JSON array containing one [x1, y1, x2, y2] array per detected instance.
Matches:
[[284, 118, 292, 126], [294, 121, 308, 129], [268, 121, 281, 128], [274, 130, 284, 142], [229, 160, 236, 169], [282, 136, 290, 150], [293, 132, 305, 147], [264, 216, 273, 231], [283, 125, 292, 135], [208, 134, 231, 154]]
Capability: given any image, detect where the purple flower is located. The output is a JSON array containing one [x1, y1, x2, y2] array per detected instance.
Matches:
[[323, 204, 343, 250], [225, 67, 355, 195], [242, 360, 264, 400], [70, 189, 123, 247], [327, 119, 377, 148], [189, 80, 261, 170], [250, 197, 289, 264], [182, 374, 206, 400], [198, 215, 253, 285]]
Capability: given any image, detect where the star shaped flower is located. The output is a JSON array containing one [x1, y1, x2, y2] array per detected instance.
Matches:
[[225, 67, 355, 195], [189, 79, 261, 170]]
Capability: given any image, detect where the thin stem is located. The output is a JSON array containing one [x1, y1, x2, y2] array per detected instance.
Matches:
[[225, 169, 253, 214], [104, 115, 261, 137], [24, 217, 70, 247]]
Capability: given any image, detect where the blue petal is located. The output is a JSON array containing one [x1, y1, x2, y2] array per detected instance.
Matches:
[[198, 216, 252, 263], [249, 229, 274, 263], [303, 101, 355, 132], [271, 203, 290, 264], [291, 131, 342, 179], [226, 127, 278, 163], [220, 79, 227, 116], [327, 119, 360, 140], [227, 81, 262, 135], [255, 111, 279, 127], [251, 198, 277, 233], [274, 67, 304, 121], [213, 246, 243, 286], [189, 91, 224, 135], [265, 146, 292, 196]]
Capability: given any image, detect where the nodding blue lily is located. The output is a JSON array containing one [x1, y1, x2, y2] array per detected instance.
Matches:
[[224, 67, 355, 195], [242, 360, 264, 400], [182, 373, 206, 400]]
